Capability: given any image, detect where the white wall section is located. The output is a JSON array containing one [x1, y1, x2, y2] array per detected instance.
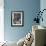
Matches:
[[0, 0, 4, 42]]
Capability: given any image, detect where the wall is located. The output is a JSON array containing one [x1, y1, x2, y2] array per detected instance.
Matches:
[[40, 0, 46, 27], [0, 0, 4, 42], [4, 0, 40, 42]]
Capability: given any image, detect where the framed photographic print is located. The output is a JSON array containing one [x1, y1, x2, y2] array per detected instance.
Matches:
[[11, 11, 24, 27]]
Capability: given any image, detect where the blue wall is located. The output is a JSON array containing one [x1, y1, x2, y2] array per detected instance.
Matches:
[[4, 0, 40, 42], [40, 0, 46, 27]]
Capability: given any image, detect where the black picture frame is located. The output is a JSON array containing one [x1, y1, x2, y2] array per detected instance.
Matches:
[[11, 11, 24, 27]]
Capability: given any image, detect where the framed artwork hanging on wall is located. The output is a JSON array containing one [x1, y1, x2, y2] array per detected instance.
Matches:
[[11, 11, 24, 27]]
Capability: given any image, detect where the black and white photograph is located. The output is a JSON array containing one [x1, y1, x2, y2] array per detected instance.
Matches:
[[11, 11, 24, 27]]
